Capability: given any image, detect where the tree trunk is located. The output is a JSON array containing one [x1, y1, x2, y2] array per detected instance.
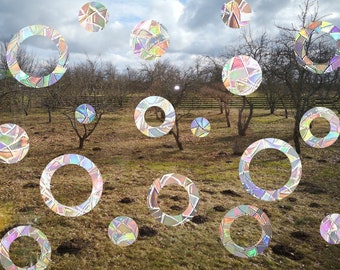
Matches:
[[48, 108, 52, 123], [224, 102, 231, 128], [79, 137, 85, 149], [238, 97, 253, 136]]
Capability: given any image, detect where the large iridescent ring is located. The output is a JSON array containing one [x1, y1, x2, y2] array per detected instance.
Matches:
[[40, 154, 103, 217], [239, 138, 302, 201]]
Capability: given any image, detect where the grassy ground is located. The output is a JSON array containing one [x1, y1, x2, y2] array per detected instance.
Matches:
[[0, 107, 339, 269]]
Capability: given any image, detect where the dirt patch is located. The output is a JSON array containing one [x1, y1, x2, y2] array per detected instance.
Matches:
[[22, 182, 39, 189], [119, 197, 134, 204], [139, 226, 157, 237], [220, 189, 241, 197], [213, 205, 226, 212], [191, 215, 209, 224], [56, 238, 90, 255], [290, 231, 310, 241], [272, 244, 304, 260]]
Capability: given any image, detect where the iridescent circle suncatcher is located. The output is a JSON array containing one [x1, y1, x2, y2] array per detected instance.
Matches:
[[6, 25, 69, 88], [299, 107, 340, 148], [239, 138, 302, 201], [219, 205, 272, 258], [147, 173, 200, 226], [108, 216, 139, 246], [221, 0, 252, 28], [130, 20, 170, 60], [134, 96, 176, 138], [75, 104, 96, 124], [320, 214, 340, 244], [40, 154, 103, 217], [78, 1, 109, 32], [222, 55, 262, 96], [294, 21, 340, 74], [0, 225, 51, 270], [190, 117, 211, 137]]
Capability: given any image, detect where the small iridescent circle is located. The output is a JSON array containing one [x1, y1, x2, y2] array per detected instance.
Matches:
[[320, 214, 340, 244], [108, 216, 139, 246], [130, 20, 170, 60], [190, 117, 211, 137], [0, 123, 29, 164], [6, 25, 69, 88], [294, 21, 340, 74], [300, 107, 340, 148], [219, 205, 272, 258], [239, 138, 302, 201], [222, 55, 262, 96], [78, 2, 109, 32], [0, 225, 51, 270], [221, 0, 252, 28], [134, 96, 176, 138], [40, 154, 103, 217], [75, 104, 96, 124], [147, 173, 200, 226]]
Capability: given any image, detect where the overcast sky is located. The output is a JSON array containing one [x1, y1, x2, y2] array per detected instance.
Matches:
[[1, 0, 340, 71]]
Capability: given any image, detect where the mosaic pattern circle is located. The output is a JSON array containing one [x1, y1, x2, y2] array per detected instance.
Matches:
[[40, 154, 103, 217], [219, 205, 272, 258], [320, 214, 340, 244], [108, 216, 139, 246], [6, 25, 69, 88], [134, 96, 176, 138], [130, 20, 170, 60], [75, 104, 96, 124], [0, 123, 29, 164], [221, 0, 252, 28], [300, 107, 340, 148], [239, 138, 302, 201], [147, 173, 200, 226], [294, 21, 340, 74], [190, 117, 211, 137], [0, 225, 51, 270], [78, 1, 109, 32], [222, 55, 262, 96]]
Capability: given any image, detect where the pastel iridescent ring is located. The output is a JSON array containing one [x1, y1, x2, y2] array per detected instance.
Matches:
[[6, 25, 69, 88], [320, 213, 340, 244], [134, 96, 176, 137], [147, 173, 200, 226], [239, 138, 302, 201], [219, 205, 272, 258], [0, 225, 51, 269], [40, 154, 103, 217], [294, 21, 340, 74], [300, 107, 340, 148], [0, 123, 29, 164]]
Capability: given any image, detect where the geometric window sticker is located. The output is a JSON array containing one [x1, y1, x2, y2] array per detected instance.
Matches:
[[222, 55, 262, 96], [108, 216, 139, 246], [239, 138, 302, 201], [78, 1, 109, 32], [75, 104, 96, 124], [6, 25, 69, 88], [130, 20, 170, 60], [190, 117, 211, 137], [147, 173, 200, 226], [320, 214, 340, 244], [219, 205, 272, 258], [0, 225, 51, 270], [221, 0, 252, 29], [134, 96, 176, 138], [0, 123, 29, 164], [294, 21, 340, 74], [40, 154, 103, 217], [299, 107, 340, 148]]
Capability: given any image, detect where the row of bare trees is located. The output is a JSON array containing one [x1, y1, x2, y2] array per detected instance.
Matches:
[[1, 0, 339, 152]]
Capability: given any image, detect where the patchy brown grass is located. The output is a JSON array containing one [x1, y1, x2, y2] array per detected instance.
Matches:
[[0, 107, 339, 269]]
